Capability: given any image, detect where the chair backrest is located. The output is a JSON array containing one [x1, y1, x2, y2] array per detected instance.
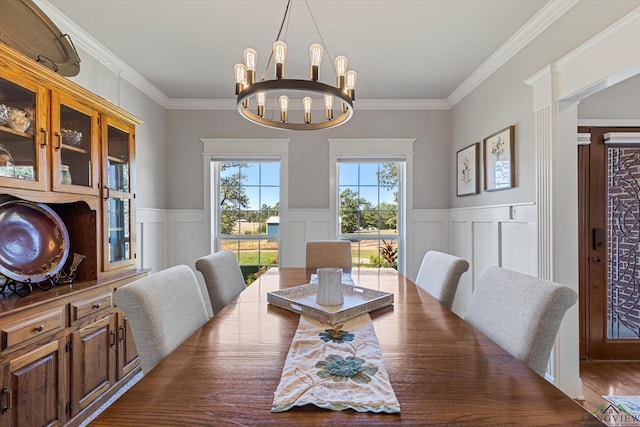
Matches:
[[114, 265, 209, 375], [464, 266, 578, 376], [415, 250, 469, 309], [195, 250, 246, 316], [305, 240, 352, 272]]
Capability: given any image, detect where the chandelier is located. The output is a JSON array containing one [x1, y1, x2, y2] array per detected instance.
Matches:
[[234, 0, 356, 131]]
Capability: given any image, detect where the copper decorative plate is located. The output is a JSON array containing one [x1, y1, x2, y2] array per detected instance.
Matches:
[[0, 0, 80, 76], [0, 199, 70, 283]]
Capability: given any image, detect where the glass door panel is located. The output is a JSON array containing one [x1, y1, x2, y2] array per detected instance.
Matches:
[[103, 119, 135, 271], [107, 197, 130, 263], [0, 76, 45, 190], [59, 104, 92, 188], [607, 146, 640, 339], [107, 126, 130, 192]]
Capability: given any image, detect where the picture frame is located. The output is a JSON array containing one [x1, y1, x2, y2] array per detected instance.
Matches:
[[483, 125, 515, 191], [456, 143, 479, 196]]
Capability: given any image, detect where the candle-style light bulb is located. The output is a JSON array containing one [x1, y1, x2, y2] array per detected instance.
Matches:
[[273, 41, 287, 79], [345, 70, 357, 101], [309, 43, 323, 81], [243, 48, 257, 84], [279, 95, 289, 122], [257, 91, 266, 117], [335, 55, 348, 89], [234, 63, 247, 95], [324, 94, 333, 120], [303, 96, 312, 123]]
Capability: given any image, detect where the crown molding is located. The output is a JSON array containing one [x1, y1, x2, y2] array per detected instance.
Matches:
[[447, 0, 578, 107], [35, 0, 574, 113]]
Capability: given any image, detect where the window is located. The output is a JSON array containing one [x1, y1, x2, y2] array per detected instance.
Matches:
[[338, 161, 402, 271], [214, 160, 280, 283]]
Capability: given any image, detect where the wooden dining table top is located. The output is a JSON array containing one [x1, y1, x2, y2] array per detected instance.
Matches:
[[91, 267, 601, 426]]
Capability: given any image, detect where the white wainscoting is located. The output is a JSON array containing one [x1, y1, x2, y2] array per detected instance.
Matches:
[[448, 202, 537, 317], [136, 202, 537, 318], [136, 208, 208, 272]]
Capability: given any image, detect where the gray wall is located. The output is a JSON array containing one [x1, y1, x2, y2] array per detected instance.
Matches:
[[450, 0, 640, 208], [166, 108, 450, 210]]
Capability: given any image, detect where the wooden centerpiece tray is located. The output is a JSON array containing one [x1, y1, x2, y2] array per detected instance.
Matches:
[[267, 282, 394, 325]]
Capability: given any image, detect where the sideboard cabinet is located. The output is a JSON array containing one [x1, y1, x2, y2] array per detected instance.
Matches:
[[0, 42, 146, 427]]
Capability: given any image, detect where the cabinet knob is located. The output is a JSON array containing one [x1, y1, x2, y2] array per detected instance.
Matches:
[[34, 324, 44, 333], [92, 303, 101, 309]]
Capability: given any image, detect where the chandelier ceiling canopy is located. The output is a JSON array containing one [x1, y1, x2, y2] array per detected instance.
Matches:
[[234, 0, 356, 131]]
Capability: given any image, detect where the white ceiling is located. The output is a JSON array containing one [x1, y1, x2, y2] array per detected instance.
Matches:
[[38, 0, 567, 106]]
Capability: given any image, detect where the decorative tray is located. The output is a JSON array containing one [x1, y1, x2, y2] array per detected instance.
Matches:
[[267, 282, 394, 325]]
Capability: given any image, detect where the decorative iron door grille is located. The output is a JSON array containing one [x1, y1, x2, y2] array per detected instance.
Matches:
[[607, 146, 640, 339]]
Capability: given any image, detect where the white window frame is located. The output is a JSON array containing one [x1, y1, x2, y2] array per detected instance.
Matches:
[[201, 139, 290, 257], [328, 138, 415, 274]]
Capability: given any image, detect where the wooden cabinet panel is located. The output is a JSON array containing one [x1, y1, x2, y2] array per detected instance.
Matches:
[[0, 339, 67, 427], [117, 312, 138, 380], [69, 313, 117, 417]]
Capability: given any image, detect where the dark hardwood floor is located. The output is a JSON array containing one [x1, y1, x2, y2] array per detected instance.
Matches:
[[575, 360, 640, 418]]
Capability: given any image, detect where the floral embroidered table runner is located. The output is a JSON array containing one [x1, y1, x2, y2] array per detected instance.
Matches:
[[271, 313, 400, 413]]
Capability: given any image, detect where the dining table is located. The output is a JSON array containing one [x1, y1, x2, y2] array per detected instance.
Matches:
[[90, 267, 601, 426]]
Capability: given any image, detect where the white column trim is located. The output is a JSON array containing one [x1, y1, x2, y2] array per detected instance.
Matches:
[[535, 105, 552, 282]]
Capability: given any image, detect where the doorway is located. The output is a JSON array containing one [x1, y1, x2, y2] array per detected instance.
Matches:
[[579, 126, 640, 360]]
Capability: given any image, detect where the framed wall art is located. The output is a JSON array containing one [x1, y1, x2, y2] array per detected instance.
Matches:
[[456, 143, 479, 196], [483, 125, 515, 191]]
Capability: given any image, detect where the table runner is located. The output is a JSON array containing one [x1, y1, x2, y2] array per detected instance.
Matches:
[[272, 313, 400, 413]]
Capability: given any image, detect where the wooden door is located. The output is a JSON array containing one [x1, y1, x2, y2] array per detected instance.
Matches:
[[0, 339, 67, 427], [579, 126, 640, 359], [69, 313, 117, 416], [100, 116, 136, 272], [116, 312, 138, 380], [50, 91, 100, 195], [0, 72, 49, 191]]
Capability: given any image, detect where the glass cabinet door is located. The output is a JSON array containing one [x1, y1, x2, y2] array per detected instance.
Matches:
[[51, 92, 99, 194], [102, 117, 135, 270], [0, 75, 47, 190]]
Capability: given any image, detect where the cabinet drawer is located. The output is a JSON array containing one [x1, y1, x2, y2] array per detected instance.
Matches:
[[0, 307, 66, 351], [71, 292, 113, 322]]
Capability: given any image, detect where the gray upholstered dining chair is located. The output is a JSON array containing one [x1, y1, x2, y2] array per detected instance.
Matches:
[[195, 250, 246, 316], [415, 250, 469, 309], [464, 266, 578, 377], [305, 240, 352, 272], [113, 265, 209, 375]]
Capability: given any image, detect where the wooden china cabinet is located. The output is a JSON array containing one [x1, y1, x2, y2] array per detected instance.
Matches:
[[0, 42, 145, 427]]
